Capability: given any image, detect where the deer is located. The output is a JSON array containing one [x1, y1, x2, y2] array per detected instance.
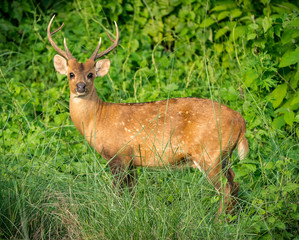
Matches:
[[47, 15, 249, 214]]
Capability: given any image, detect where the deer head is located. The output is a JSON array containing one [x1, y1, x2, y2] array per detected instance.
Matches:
[[47, 15, 119, 97]]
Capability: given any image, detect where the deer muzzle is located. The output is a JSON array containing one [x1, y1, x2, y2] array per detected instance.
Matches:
[[76, 82, 86, 93]]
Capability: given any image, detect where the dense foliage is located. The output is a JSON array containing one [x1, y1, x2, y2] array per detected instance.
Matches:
[[0, 0, 298, 239]]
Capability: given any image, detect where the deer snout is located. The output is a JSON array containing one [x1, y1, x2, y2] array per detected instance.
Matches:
[[76, 82, 86, 93]]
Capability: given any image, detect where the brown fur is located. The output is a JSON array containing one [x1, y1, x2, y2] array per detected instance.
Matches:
[[53, 57, 249, 214]]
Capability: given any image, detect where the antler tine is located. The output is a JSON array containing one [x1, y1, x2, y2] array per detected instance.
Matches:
[[51, 22, 64, 35], [47, 15, 75, 60], [64, 38, 75, 60], [89, 38, 102, 61], [90, 21, 119, 61]]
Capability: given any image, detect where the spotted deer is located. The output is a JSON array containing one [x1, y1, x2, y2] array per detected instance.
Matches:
[[47, 15, 249, 214]]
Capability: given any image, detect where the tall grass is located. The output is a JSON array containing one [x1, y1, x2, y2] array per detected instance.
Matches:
[[0, 134, 255, 239], [1, 61, 297, 239]]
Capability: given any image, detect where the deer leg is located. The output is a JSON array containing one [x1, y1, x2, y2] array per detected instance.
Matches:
[[193, 152, 237, 215], [218, 152, 239, 214], [124, 165, 138, 191], [223, 167, 239, 213], [192, 153, 222, 199], [108, 157, 137, 191], [108, 157, 128, 189]]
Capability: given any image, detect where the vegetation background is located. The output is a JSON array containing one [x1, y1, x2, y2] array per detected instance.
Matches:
[[0, 0, 298, 239]]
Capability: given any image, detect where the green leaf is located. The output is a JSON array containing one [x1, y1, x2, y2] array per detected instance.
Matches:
[[214, 43, 223, 54], [217, 11, 230, 21], [230, 9, 242, 19], [212, 5, 228, 11], [11, 1, 23, 23], [284, 109, 294, 127], [265, 162, 275, 170], [290, 204, 297, 212], [215, 27, 229, 40], [275, 221, 286, 230], [272, 116, 285, 129], [244, 164, 257, 172], [14, 86, 21, 95], [131, 39, 139, 52], [211, 3, 236, 12], [288, 17, 299, 27], [199, 18, 215, 28], [248, 23, 259, 30], [279, 47, 299, 67], [270, 83, 287, 108], [230, 26, 247, 41], [291, 93, 299, 107], [234, 168, 247, 180], [244, 70, 258, 87], [247, 33, 256, 40], [268, 216, 276, 224], [283, 183, 299, 192], [262, 16, 272, 33], [281, 29, 299, 45], [125, 3, 134, 11]]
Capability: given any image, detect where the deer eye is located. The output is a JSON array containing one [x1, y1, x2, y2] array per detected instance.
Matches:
[[69, 72, 75, 78], [87, 73, 93, 79]]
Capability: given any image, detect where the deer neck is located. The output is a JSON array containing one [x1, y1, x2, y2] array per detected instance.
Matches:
[[69, 87, 103, 138]]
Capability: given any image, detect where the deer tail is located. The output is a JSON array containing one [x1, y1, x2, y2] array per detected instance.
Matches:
[[237, 136, 249, 160]]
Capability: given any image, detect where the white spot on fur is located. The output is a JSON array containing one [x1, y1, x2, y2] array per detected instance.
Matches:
[[186, 111, 189, 114], [122, 122, 125, 126], [124, 127, 128, 131], [188, 121, 191, 123]]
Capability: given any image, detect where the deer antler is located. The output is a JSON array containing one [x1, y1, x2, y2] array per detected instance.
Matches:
[[47, 15, 75, 60], [89, 21, 119, 61]]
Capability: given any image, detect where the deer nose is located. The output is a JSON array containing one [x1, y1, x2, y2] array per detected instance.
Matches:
[[76, 82, 86, 93]]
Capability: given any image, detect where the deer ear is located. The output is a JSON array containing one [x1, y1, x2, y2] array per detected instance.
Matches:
[[53, 55, 68, 75], [95, 59, 111, 77]]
